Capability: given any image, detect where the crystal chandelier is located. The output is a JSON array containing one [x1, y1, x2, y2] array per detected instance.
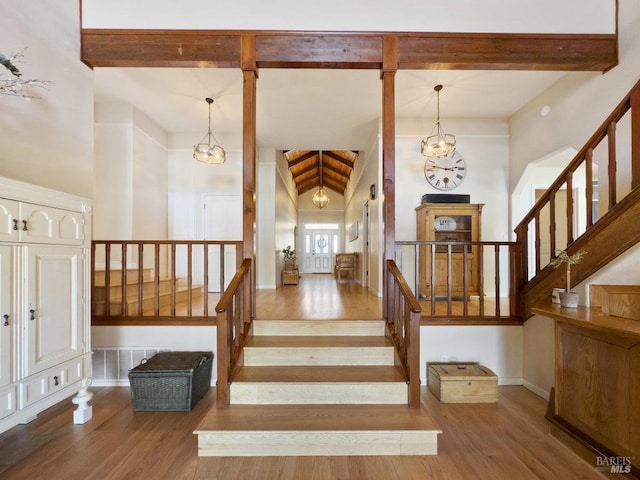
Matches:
[[193, 97, 226, 164], [420, 85, 456, 157]]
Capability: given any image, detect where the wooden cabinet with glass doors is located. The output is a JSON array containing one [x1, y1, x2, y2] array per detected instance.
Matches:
[[415, 203, 483, 299]]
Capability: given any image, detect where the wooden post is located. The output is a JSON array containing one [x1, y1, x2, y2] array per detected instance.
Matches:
[[242, 35, 257, 320], [381, 36, 397, 319]]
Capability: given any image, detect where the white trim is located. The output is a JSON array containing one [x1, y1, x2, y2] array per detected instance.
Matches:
[[523, 380, 550, 400]]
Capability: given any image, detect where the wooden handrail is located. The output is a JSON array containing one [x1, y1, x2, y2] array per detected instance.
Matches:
[[515, 79, 640, 316], [215, 258, 252, 408], [386, 259, 421, 408]]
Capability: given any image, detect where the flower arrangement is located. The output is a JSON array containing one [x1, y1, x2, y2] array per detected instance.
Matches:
[[281, 245, 295, 260], [549, 249, 587, 292]]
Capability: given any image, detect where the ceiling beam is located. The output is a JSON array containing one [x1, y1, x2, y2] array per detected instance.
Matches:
[[81, 30, 617, 72], [322, 168, 350, 183], [323, 150, 356, 168], [287, 150, 317, 168]]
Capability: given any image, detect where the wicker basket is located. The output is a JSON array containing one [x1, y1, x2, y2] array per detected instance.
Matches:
[[128, 351, 213, 411]]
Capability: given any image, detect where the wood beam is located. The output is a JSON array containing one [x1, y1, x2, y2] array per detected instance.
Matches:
[[323, 150, 356, 167], [81, 29, 618, 72], [286, 150, 317, 167]]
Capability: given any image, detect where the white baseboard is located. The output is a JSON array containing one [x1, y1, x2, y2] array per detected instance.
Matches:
[[523, 380, 550, 400], [497, 377, 523, 386]]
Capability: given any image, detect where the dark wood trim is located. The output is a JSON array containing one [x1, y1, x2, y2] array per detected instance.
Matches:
[[91, 316, 216, 326], [81, 29, 618, 72], [420, 317, 524, 326]]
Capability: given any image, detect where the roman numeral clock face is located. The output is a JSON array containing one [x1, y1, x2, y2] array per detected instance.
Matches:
[[424, 151, 467, 190]]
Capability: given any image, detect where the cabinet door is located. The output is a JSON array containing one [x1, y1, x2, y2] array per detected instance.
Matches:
[[0, 198, 19, 242], [24, 246, 84, 376], [0, 246, 13, 387], [20, 203, 84, 245]]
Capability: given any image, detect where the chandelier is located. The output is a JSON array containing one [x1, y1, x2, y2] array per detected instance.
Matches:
[[193, 97, 226, 164], [312, 152, 330, 209], [420, 85, 456, 157]]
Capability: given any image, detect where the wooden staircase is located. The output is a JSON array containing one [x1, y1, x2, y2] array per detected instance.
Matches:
[[195, 319, 441, 456], [93, 268, 203, 316]]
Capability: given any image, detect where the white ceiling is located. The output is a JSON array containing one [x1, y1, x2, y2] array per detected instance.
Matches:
[[94, 68, 566, 151]]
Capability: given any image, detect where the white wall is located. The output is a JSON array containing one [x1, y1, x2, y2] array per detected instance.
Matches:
[[0, 0, 94, 198], [273, 150, 298, 285], [82, 0, 614, 34]]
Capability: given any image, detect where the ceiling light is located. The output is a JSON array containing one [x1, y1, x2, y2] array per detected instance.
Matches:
[[420, 85, 456, 157], [194, 97, 226, 164], [312, 152, 330, 209]]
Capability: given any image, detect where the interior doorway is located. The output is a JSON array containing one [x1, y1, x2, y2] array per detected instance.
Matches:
[[302, 223, 339, 274]]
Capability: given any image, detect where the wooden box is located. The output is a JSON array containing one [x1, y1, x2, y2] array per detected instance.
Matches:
[[428, 363, 498, 403], [282, 270, 299, 285]]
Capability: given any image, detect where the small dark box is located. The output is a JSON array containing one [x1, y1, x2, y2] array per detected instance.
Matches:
[[422, 193, 471, 204], [128, 351, 213, 411]]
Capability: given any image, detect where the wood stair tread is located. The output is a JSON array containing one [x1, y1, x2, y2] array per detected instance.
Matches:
[[233, 365, 406, 383], [245, 335, 392, 348], [195, 404, 441, 433]]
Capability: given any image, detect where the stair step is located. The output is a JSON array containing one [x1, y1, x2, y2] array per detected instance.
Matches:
[[195, 404, 441, 456], [231, 366, 407, 404], [93, 277, 175, 302], [253, 319, 385, 336], [93, 285, 203, 316], [243, 336, 394, 366], [94, 268, 153, 284]]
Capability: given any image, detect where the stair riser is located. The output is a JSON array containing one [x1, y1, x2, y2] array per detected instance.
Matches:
[[94, 268, 153, 284], [93, 278, 174, 302], [243, 347, 394, 366], [197, 431, 438, 456], [253, 320, 385, 337], [230, 383, 407, 404], [93, 287, 203, 316]]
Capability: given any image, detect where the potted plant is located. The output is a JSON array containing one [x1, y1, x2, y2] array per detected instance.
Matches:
[[549, 249, 587, 308], [282, 245, 296, 271]]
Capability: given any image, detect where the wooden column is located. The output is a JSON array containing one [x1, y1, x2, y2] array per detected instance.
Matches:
[[242, 35, 258, 318], [382, 36, 397, 318]]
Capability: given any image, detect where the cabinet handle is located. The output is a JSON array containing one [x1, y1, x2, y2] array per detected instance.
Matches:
[[22, 219, 28, 231], [12, 219, 18, 231], [53, 376, 59, 386], [29, 309, 35, 320], [3, 314, 8, 326]]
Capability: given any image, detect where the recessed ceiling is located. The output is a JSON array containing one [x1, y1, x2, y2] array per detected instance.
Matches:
[[285, 150, 357, 196], [93, 68, 567, 150]]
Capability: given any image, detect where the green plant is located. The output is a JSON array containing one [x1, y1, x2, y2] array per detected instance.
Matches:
[[549, 249, 586, 292], [282, 245, 295, 260]]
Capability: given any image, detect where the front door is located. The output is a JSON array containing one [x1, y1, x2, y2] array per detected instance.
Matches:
[[302, 224, 339, 273]]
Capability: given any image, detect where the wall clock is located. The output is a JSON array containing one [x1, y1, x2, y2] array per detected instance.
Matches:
[[424, 151, 467, 191]]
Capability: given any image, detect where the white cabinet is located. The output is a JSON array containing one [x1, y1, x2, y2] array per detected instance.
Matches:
[[24, 246, 83, 376], [0, 245, 13, 388], [0, 177, 92, 434]]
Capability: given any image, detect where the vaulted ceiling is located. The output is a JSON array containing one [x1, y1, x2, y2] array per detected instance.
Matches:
[[285, 150, 357, 196]]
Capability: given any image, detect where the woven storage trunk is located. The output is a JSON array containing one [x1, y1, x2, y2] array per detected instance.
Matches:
[[428, 362, 498, 403], [128, 351, 213, 411]]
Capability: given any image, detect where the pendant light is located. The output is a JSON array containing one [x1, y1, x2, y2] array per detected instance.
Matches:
[[420, 85, 456, 157], [312, 152, 330, 209], [193, 97, 226, 164]]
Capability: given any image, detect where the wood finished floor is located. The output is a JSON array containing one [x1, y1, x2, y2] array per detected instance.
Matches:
[[0, 386, 608, 480]]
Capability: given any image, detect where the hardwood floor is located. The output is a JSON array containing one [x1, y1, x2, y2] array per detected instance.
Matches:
[[0, 386, 608, 480], [256, 274, 382, 320]]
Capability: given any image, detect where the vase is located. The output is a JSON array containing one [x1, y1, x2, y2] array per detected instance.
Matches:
[[559, 291, 579, 308]]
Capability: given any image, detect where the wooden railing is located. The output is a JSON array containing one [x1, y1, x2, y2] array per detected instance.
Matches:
[[395, 241, 521, 324], [215, 258, 253, 408], [92, 240, 243, 325], [514, 79, 640, 316], [386, 259, 421, 408]]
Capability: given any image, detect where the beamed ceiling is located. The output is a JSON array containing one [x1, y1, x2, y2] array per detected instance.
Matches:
[[286, 150, 357, 196]]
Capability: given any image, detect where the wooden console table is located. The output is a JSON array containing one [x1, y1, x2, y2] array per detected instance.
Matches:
[[532, 304, 640, 477]]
